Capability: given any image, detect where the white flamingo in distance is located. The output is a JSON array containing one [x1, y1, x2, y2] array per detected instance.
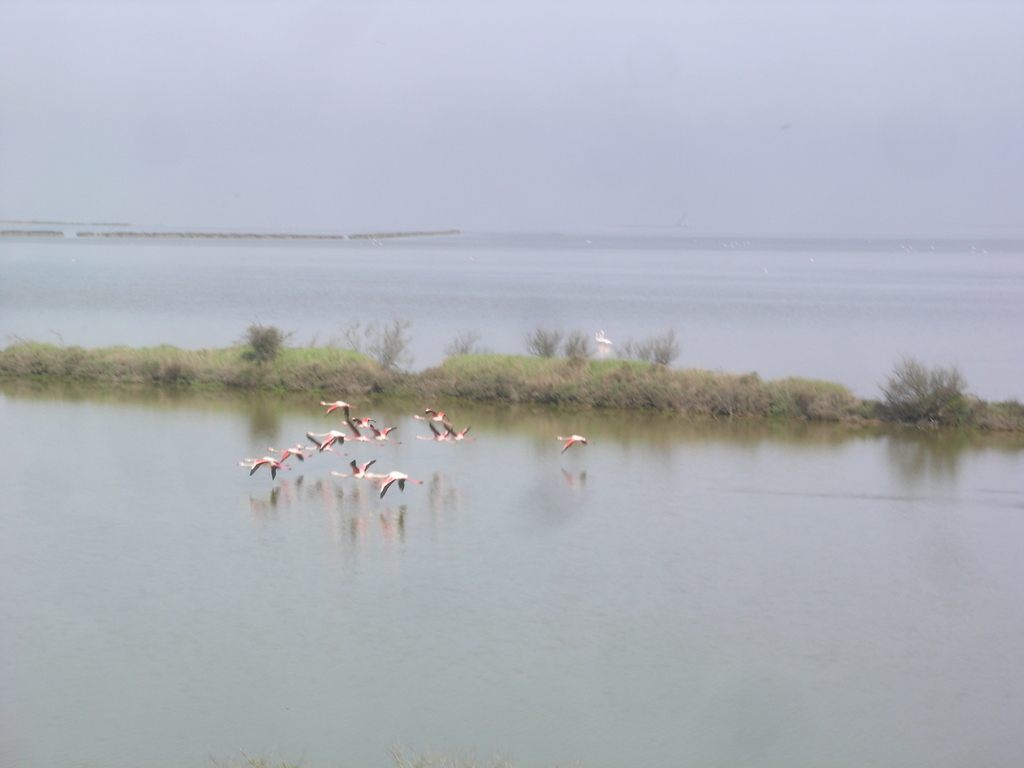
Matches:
[[331, 459, 378, 479], [595, 331, 613, 346], [558, 434, 588, 453], [378, 471, 423, 498], [239, 456, 291, 480]]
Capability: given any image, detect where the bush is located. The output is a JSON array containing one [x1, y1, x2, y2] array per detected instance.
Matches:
[[339, 318, 413, 371], [444, 330, 483, 357], [880, 357, 972, 425], [242, 323, 287, 364], [618, 329, 680, 366], [978, 400, 1024, 431], [339, 319, 411, 370], [525, 327, 562, 358], [562, 330, 592, 359], [367, 318, 414, 371]]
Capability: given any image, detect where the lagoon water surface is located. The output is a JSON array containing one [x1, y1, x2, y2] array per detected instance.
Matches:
[[2, 233, 1024, 767], [2, 385, 1023, 768]]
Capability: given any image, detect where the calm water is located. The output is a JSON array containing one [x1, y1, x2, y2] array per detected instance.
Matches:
[[1, 233, 1023, 399], [2, 383, 1023, 768], [3, 234, 1024, 767]]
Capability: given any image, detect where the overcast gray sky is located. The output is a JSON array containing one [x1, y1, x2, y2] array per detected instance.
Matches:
[[1, 0, 1022, 236]]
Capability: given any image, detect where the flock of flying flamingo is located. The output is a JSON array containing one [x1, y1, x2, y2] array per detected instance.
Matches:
[[239, 400, 589, 498]]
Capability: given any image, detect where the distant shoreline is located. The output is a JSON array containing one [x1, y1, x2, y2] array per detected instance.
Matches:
[[76, 229, 461, 240], [0, 228, 461, 241], [2, 228, 1022, 252]]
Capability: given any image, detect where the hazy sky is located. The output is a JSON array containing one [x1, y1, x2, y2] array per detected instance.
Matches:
[[1, 0, 1022, 236]]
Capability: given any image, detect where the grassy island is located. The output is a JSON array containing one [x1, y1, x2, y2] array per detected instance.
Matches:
[[2, 339, 1022, 431]]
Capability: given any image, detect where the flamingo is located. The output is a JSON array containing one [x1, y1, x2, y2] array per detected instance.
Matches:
[[321, 400, 354, 417], [238, 456, 291, 480], [306, 430, 347, 452], [416, 423, 453, 442], [595, 331, 613, 346], [343, 418, 379, 445], [331, 459, 378, 479], [450, 426, 475, 441], [378, 470, 423, 498], [558, 434, 588, 453], [368, 425, 400, 443], [349, 416, 376, 430], [268, 444, 314, 462], [413, 409, 454, 429]]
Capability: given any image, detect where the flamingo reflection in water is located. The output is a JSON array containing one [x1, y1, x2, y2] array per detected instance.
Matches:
[[562, 468, 588, 492], [428, 472, 463, 516], [379, 506, 407, 546]]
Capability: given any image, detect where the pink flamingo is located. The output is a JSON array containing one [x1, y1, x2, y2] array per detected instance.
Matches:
[[378, 471, 423, 498], [369, 425, 400, 444], [416, 423, 453, 442], [268, 444, 314, 462], [331, 459, 378, 479], [343, 419, 378, 445], [306, 430, 347, 452], [349, 416, 376, 430], [238, 456, 291, 480], [320, 400, 354, 417], [413, 409, 454, 429], [450, 426, 475, 442], [558, 434, 588, 453]]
